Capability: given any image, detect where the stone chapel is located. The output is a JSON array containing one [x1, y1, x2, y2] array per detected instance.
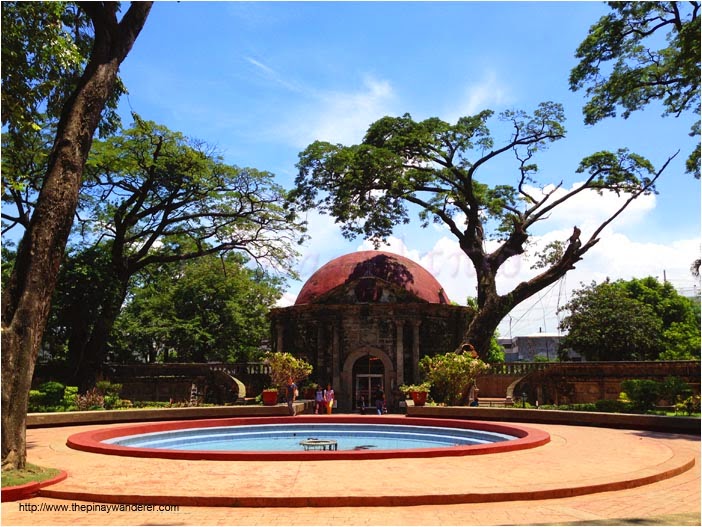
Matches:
[[269, 250, 472, 411]]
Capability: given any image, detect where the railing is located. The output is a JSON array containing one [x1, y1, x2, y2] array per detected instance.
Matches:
[[487, 362, 551, 376], [105, 362, 271, 378], [487, 360, 701, 378], [208, 363, 271, 376]]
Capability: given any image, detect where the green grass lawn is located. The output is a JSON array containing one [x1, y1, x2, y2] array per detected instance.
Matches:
[[2, 463, 61, 488]]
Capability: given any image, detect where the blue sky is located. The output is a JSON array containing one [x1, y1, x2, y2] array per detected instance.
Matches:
[[113, 1, 699, 337]]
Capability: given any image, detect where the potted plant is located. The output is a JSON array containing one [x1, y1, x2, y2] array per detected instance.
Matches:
[[261, 388, 279, 406], [418, 351, 488, 406], [261, 351, 313, 401], [399, 382, 432, 407]]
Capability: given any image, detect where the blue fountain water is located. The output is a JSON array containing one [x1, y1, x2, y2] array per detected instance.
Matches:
[[104, 423, 516, 452]]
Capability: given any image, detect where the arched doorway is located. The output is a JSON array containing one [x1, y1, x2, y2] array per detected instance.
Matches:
[[340, 348, 395, 411], [352, 354, 385, 411]]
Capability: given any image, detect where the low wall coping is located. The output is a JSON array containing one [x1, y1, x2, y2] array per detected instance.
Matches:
[[27, 401, 314, 428], [408, 406, 700, 435]]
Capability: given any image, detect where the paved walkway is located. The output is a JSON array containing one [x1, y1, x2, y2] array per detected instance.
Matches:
[[1, 419, 699, 526]]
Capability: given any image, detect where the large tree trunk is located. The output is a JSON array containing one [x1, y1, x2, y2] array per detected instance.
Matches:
[[462, 227, 588, 360], [0, 2, 152, 470], [72, 276, 129, 391]]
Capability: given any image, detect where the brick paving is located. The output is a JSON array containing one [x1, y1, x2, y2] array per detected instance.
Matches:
[[1, 419, 699, 526]]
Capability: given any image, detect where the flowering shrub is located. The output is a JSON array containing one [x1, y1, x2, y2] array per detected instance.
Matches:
[[75, 388, 105, 411], [262, 351, 313, 388], [419, 351, 488, 406]]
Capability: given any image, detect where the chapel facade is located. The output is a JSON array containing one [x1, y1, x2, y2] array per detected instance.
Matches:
[[269, 251, 473, 411]]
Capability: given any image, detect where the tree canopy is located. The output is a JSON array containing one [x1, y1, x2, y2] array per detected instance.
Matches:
[[1, 2, 128, 235], [48, 116, 303, 387], [289, 104, 673, 356], [110, 253, 285, 364], [570, 1, 701, 176], [558, 277, 701, 360]]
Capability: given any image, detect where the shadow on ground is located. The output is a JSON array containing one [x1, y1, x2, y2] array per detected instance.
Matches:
[[532, 512, 701, 526]]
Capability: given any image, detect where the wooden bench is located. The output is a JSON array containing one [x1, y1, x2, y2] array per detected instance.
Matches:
[[477, 398, 515, 408]]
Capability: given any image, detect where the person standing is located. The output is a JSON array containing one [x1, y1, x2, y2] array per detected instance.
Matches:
[[374, 386, 385, 415], [323, 383, 335, 414], [286, 377, 297, 416], [314, 385, 324, 414]]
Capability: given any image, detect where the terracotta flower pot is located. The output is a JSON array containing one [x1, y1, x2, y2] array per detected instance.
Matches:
[[410, 391, 428, 406], [262, 390, 278, 406]]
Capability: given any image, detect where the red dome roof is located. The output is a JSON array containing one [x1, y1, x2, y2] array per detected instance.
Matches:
[[295, 251, 450, 305]]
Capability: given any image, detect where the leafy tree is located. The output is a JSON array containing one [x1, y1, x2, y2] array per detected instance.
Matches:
[[570, 2, 701, 176], [558, 277, 700, 360], [42, 244, 113, 370], [1, 244, 16, 291], [619, 277, 701, 359], [1, 2, 128, 235], [558, 280, 662, 360], [110, 253, 285, 364], [1, 1, 152, 471], [1, 129, 53, 234], [289, 104, 673, 357], [57, 116, 303, 388]]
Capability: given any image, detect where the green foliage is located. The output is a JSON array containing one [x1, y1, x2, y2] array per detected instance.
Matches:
[[27, 383, 78, 412], [1, 2, 126, 234], [111, 253, 284, 363], [539, 402, 599, 412], [42, 244, 114, 364], [27, 390, 45, 413], [559, 277, 700, 360], [570, 2, 701, 176], [93, 381, 122, 410], [594, 399, 631, 413], [37, 381, 65, 407], [1, 463, 61, 488], [263, 351, 314, 389], [1, 244, 16, 289], [675, 395, 701, 416], [398, 382, 432, 395], [63, 386, 78, 410], [38, 116, 302, 382], [290, 103, 668, 356], [659, 376, 692, 403], [621, 379, 663, 412], [80, 116, 304, 277], [538, 400, 640, 413], [1, 2, 107, 135], [290, 104, 567, 247], [419, 352, 489, 406]]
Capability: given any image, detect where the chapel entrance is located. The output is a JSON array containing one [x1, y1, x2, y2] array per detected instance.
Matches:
[[352, 354, 384, 411]]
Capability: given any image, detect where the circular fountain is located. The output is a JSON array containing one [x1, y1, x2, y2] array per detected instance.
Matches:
[[66, 415, 549, 461]]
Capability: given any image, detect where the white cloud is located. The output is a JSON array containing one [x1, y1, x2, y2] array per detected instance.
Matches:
[[522, 182, 657, 234], [243, 56, 305, 94], [444, 71, 513, 123], [291, 76, 396, 147]]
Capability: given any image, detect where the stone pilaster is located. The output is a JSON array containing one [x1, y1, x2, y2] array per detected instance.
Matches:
[[395, 319, 405, 386], [412, 320, 421, 383]]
